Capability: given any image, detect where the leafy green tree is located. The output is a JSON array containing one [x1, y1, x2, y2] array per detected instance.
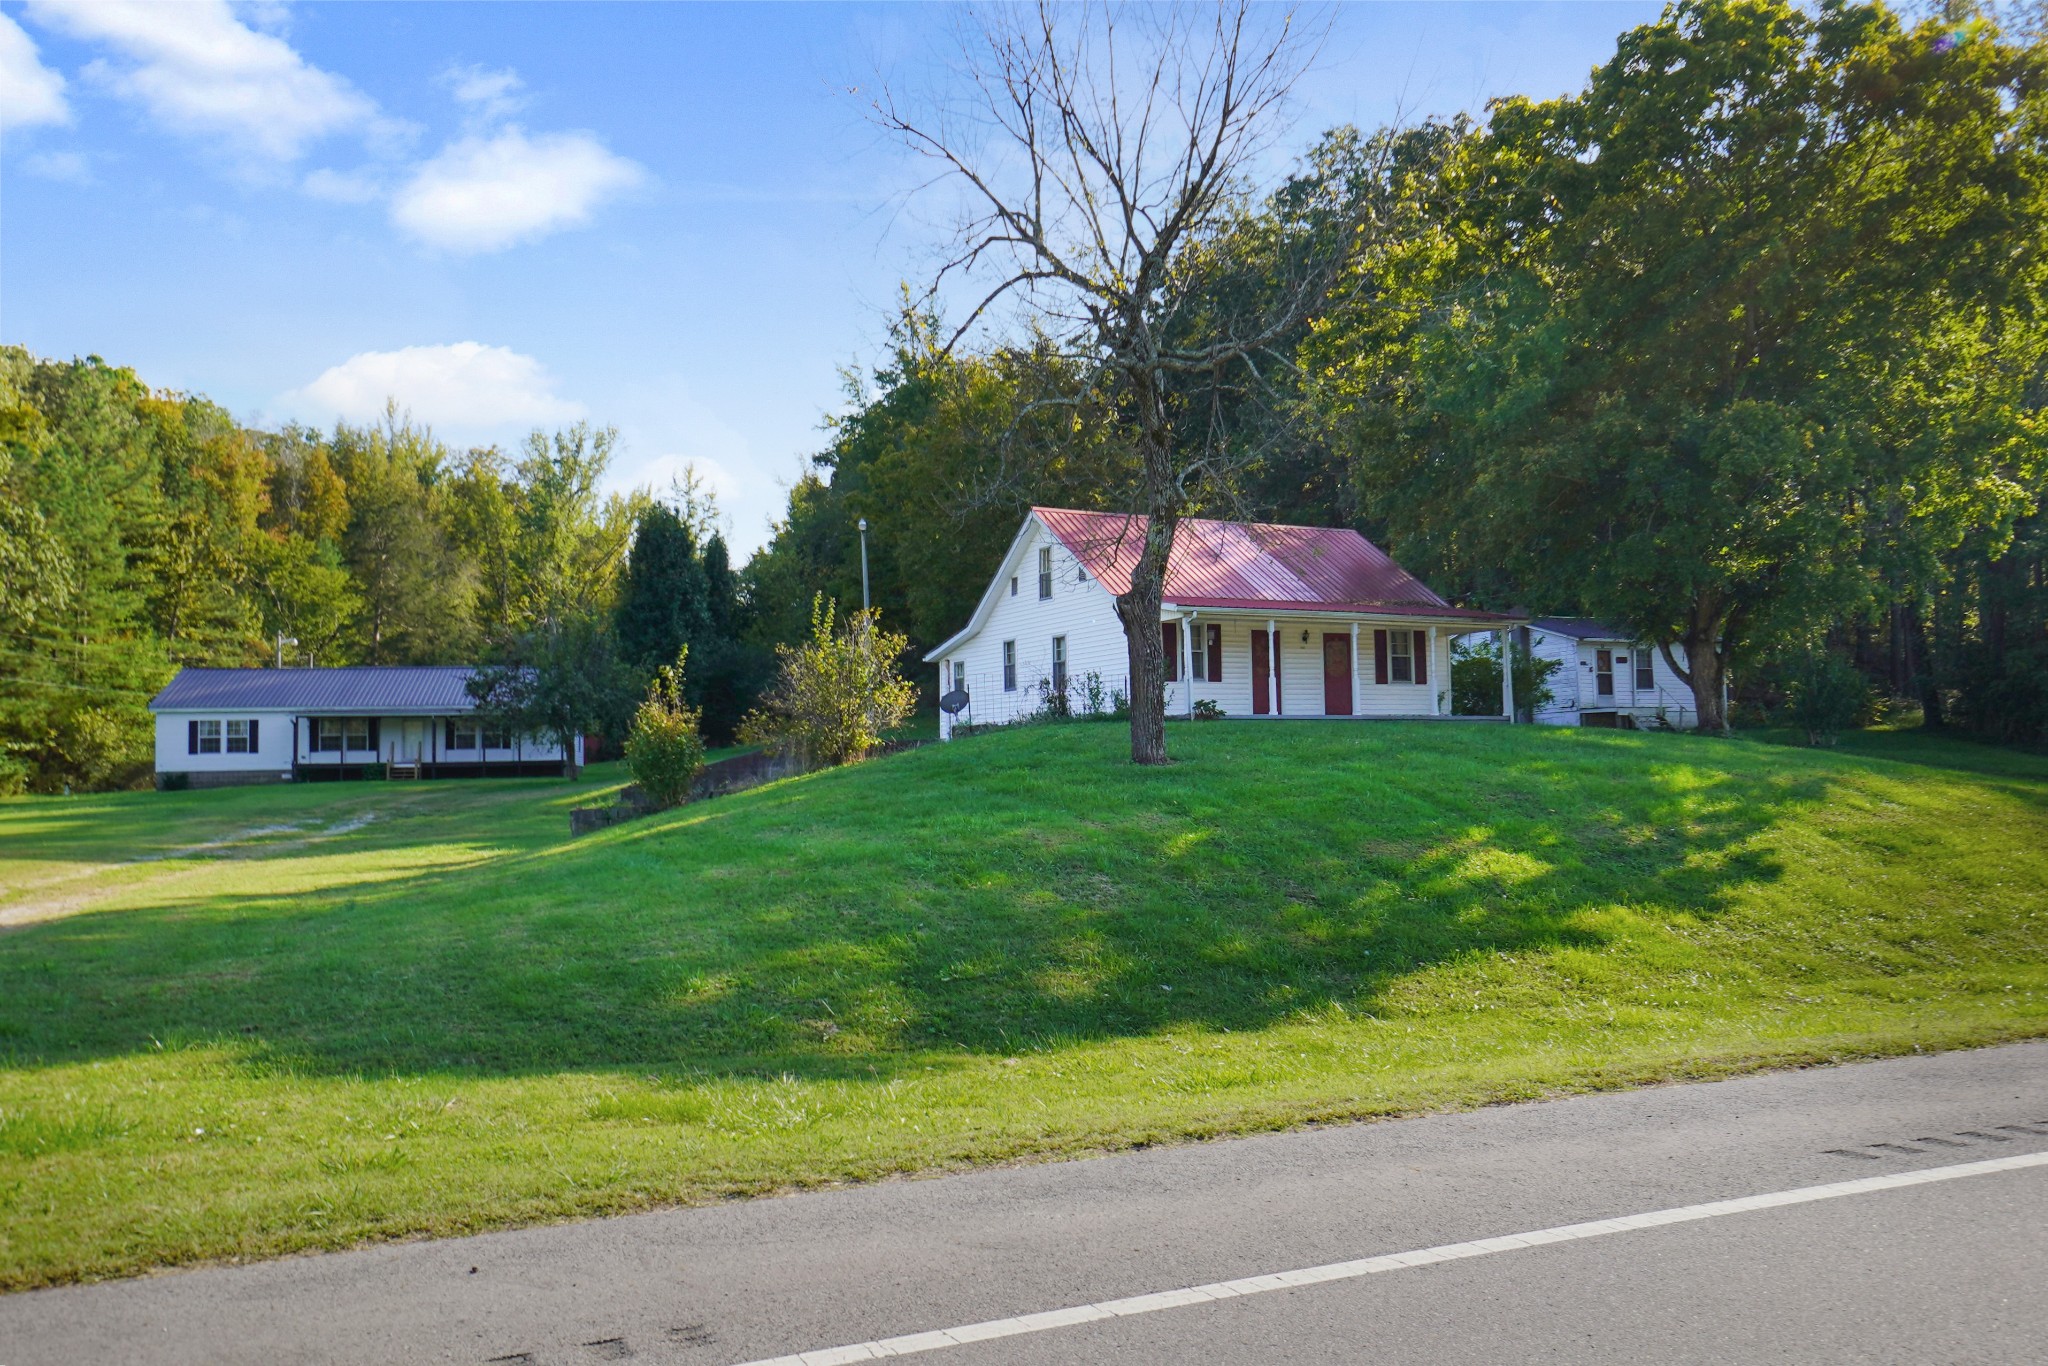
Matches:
[[328, 413, 477, 663], [467, 610, 636, 771], [1311, 0, 2048, 733]]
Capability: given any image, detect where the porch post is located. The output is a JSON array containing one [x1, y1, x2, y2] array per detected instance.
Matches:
[[1267, 617, 1278, 716], [1350, 622, 1360, 716], [1429, 628, 1440, 715], [1183, 613, 1195, 719], [1499, 627, 1516, 723]]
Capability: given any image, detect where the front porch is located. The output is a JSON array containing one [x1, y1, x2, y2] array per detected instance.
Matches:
[[1161, 607, 1522, 722]]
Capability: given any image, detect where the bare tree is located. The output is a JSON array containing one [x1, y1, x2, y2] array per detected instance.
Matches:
[[878, 1, 1372, 764]]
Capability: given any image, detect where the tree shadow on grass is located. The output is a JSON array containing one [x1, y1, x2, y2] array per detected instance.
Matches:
[[0, 725, 1825, 1084]]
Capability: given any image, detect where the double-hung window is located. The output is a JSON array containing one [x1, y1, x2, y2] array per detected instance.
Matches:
[[1634, 647, 1656, 693], [1010, 576, 1019, 597], [1038, 547, 1053, 599], [1051, 636, 1067, 692], [1002, 640, 1017, 691], [226, 719, 252, 753], [483, 727, 510, 751], [196, 719, 222, 754], [449, 722, 479, 751], [1389, 631, 1414, 684], [951, 660, 968, 693]]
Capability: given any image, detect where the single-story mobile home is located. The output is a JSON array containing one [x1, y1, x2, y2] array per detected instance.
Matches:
[[924, 508, 1524, 738], [1524, 619, 1701, 729], [148, 666, 582, 788]]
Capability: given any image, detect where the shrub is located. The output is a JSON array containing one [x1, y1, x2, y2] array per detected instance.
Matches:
[[1783, 650, 1870, 746], [740, 598, 917, 767], [1192, 699, 1226, 720], [625, 649, 707, 808], [1450, 636, 1559, 717]]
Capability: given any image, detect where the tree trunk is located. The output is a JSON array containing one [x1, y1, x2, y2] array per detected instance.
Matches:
[[1658, 598, 1730, 735], [1681, 635, 1729, 735], [1115, 509, 1177, 766]]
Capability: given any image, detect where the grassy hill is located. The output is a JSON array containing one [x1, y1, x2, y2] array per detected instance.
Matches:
[[2, 721, 2045, 1288]]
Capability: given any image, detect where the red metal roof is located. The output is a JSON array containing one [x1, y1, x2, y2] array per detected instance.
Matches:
[[1033, 507, 1502, 621]]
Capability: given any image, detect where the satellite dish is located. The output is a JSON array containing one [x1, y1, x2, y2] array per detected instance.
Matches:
[[939, 688, 970, 715]]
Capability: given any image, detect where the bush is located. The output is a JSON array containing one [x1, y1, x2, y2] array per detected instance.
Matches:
[[740, 598, 917, 767], [1783, 650, 1870, 746], [1451, 636, 1559, 718], [624, 650, 707, 808]]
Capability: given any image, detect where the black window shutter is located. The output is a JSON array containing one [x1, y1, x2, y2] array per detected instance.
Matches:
[[368, 717, 380, 752], [445, 720, 456, 749], [1413, 632, 1428, 687], [1374, 630, 1389, 685], [248, 718, 259, 750], [188, 720, 198, 755]]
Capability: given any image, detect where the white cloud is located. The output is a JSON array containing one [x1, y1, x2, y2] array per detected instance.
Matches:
[[26, 0, 379, 161], [283, 343, 586, 430], [390, 126, 643, 253], [22, 149, 92, 183], [0, 12, 69, 130], [301, 166, 382, 204], [444, 64, 525, 123]]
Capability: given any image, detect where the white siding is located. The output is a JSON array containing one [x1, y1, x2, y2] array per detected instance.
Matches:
[[154, 709, 298, 777], [1530, 631, 1699, 729], [155, 710, 568, 775], [942, 523, 1128, 733]]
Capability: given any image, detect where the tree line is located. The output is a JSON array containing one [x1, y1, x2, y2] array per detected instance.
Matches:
[[749, 0, 2047, 747], [0, 348, 770, 792]]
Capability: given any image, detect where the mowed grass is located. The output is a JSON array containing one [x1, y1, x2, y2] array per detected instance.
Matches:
[[2, 722, 2045, 1289]]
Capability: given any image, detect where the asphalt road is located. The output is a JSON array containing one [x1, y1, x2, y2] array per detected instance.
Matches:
[[3, 1041, 2045, 1365]]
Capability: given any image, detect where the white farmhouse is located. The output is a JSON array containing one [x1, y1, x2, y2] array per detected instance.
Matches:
[[1522, 619, 1701, 729], [148, 666, 583, 788], [923, 507, 1523, 738]]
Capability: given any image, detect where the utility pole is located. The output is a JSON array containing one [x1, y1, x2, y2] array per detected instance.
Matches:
[[275, 633, 298, 668], [858, 517, 870, 615]]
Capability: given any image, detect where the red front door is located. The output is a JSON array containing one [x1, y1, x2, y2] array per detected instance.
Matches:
[[1251, 630, 1271, 714], [1322, 634, 1353, 715]]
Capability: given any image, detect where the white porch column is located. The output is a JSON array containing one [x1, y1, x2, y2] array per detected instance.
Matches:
[[1183, 614, 1195, 718], [1429, 628, 1440, 715], [1500, 627, 1516, 723], [1267, 617, 1278, 716], [1350, 622, 1361, 716]]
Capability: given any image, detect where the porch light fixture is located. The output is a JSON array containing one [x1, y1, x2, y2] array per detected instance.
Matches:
[[1301, 629, 1309, 643]]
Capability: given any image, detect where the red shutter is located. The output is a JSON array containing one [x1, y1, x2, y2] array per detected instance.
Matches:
[[188, 720, 199, 754], [1412, 631, 1428, 686], [1206, 626, 1223, 682], [1373, 630, 1389, 685], [248, 718, 259, 751], [1161, 623, 1179, 682]]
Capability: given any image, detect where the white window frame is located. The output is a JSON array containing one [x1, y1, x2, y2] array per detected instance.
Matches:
[[1389, 631, 1414, 684], [451, 722, 479, 751], [197, 719, 222, 754], [1051, 635, 1067, 692], [1038, 546, 1053, 599], [1002, 640, 1017, 691], [1634, 646, 1656, 693], [225, 719, 251, 754]]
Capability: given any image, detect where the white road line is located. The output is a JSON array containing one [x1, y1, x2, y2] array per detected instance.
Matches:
[[731, 1149, 2048, 1366]]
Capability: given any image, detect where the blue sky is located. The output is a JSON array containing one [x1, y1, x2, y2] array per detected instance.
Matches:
[[1, 1, 1659, 556]]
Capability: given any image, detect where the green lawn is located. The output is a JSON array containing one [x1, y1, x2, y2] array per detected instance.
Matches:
[[2, 722, 2045, 1289]]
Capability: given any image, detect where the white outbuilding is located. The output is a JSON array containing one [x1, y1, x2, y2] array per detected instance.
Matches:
[[922, 507, 1524, 738], [1522, 619, 1701, 729]]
